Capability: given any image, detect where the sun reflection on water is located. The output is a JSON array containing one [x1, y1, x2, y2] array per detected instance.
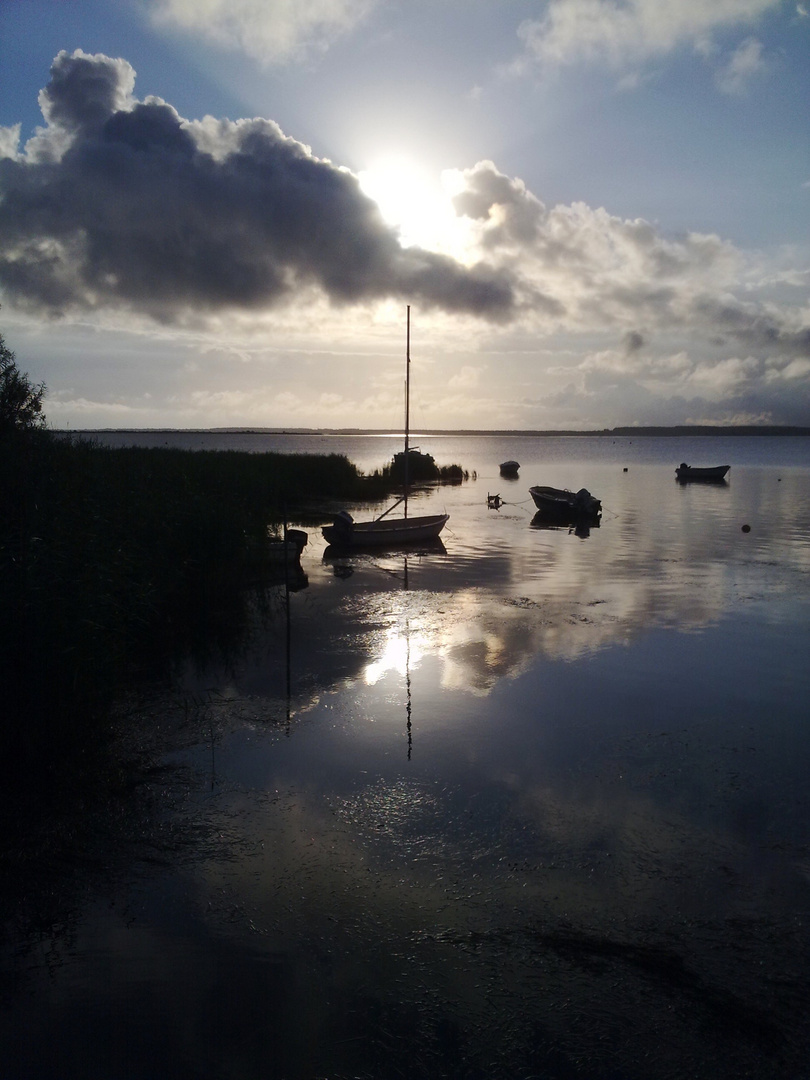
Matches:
[[364, 624, 424, 685]]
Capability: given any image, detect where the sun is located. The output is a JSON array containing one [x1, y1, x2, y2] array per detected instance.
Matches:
[[358, 155, 469, 255]]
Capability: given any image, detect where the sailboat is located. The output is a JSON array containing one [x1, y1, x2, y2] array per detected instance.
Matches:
[[322, 307, 449, 548]]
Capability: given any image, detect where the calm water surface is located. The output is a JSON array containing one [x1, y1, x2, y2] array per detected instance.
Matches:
[[3, 435, 810, 1079]]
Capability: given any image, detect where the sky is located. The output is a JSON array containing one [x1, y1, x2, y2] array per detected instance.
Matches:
[[1, 0, 809, 431]]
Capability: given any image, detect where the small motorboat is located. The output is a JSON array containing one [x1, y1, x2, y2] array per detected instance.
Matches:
[[499, 460, 520, 477], [529, 485, 602, 519], [675, 463, 730, 482]]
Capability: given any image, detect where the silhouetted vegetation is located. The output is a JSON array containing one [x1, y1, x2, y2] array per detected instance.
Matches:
[[0, 425, 392, 775], [377, 447, 468, 485], [0, 332, 46, 433]]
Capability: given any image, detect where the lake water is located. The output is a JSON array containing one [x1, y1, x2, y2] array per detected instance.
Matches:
[[3, 433, 810, 1079]]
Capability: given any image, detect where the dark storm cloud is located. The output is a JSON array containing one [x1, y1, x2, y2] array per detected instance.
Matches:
[[691, 297, 810, 357], [0, 51, 515, 322]]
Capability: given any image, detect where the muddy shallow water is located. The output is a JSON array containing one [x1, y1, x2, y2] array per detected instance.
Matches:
[[3, 435, 810, 1079]]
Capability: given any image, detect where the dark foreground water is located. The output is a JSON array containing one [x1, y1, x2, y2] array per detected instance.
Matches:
[[3, 435, 810, 1079]]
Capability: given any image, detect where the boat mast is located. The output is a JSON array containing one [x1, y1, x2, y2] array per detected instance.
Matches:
[[404, 304, 410, 519]]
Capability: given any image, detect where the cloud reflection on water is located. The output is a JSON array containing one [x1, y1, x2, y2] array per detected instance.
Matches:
[[5, 456, 810, 1080], [173, 461, 810, 716]]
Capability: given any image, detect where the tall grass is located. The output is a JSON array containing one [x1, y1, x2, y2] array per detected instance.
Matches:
[[0, 429, 384, 771]]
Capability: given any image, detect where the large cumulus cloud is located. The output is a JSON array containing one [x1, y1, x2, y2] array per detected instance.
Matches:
[[0, 51, 514, 323]]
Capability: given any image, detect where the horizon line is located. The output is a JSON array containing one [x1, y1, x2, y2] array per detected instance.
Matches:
[[56, 424, 810, 437]]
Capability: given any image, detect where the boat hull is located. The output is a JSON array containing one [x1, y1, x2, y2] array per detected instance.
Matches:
[[675, 464, 730, 482], [322, 513, 449, 548]]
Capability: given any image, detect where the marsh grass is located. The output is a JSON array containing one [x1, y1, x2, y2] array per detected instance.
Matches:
[[0, 429, 388, 774]]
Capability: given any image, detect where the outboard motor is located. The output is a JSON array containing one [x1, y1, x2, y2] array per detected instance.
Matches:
[[333, 510, 354, 534], [574, 488, 601, 514]]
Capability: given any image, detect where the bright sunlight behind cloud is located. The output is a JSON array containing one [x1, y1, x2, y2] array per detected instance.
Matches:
[[358, 157, 474, 257]]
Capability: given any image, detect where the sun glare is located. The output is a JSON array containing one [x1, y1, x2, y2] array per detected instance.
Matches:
[[364, 626, 424, 686], [358, 155, 470, 256]]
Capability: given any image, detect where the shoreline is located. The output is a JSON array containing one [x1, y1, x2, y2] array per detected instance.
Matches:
[[57, 425, 810, 437]]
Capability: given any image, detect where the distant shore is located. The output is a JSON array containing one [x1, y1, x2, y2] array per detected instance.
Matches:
[[60, 425, 810, 437]]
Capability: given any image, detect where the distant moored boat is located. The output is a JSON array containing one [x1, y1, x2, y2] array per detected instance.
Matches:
[[675, 463, 730, 482]]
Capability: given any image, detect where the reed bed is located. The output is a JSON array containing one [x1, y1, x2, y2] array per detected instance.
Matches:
[[0, 429, 384, 770]]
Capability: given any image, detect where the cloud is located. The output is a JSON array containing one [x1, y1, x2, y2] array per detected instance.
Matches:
[[0, 125, 21, 160], [447, 365, 482, 390], [2, 54, 808, 430], [439, 156, 810, 426], [689, 296, 810, 357], [545, 325, 810, 426], [513, 0, 781, 92], [714, 37, 767, 93], [38, 49, 136, 134], [577, 344, 694, 389], [777, 357, 810, 379], [545, 339, 810, 427], [148, 0, 376, 64], [623, 329, 645, 354], [687, 353, 761, 393], [516, 0, 778, 69], [448, 160, 809, 362], [0, 51, 514, 324]]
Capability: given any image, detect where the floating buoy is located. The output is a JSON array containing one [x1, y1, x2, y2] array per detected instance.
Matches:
[[741, 524, 751, 533], [623, 467, 628, 472]]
